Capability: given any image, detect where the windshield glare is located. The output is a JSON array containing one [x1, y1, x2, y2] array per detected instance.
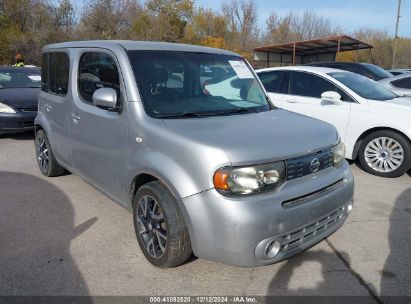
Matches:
[[127, 51, 269, 118], [0, 71, 41, 89], [361, 63, 393, 79], [328, 72, 398, 101]]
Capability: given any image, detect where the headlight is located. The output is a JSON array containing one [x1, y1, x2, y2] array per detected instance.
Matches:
[[0, 102, 16, 114], [213, 162, 285, 195], [332, 141, 345, 168]]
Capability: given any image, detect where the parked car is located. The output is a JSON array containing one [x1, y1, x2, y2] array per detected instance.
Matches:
[[387, 69, 411, 76], [257, 66, 411, 177], [0, 66, 41, 135], [304, 61, 393, 81], [379, 73, 411, 96], [35, 41, 354, 268]]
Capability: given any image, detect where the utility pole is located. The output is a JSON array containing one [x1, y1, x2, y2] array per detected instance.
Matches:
[[392, 0, 402, 68]]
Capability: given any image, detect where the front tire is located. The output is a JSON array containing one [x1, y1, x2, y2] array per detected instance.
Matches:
[[358, 130, 411, 177], [133, 181, 192, 268], [34, 130, 65, 177]]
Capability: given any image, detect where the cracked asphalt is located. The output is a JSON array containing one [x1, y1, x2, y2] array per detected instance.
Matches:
[[0, 132, 410, 299]]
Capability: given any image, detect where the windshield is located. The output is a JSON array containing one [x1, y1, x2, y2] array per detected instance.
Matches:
[[127, 51, 269, 118], [361, 63, 393, 80], [0, 70, 41, 89], [328, 72, 398, 101]]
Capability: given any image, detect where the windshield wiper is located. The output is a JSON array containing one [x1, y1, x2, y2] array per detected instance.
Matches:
[[156, 107, 264, 119], [155, 112, 205, 119], [207, 107, 261, 116]]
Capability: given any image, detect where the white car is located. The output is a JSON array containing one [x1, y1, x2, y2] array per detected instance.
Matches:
[[257, 66, 411, 177], [378, 73, 411, 97]]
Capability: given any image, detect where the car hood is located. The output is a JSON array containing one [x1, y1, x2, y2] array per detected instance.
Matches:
[[0, 88, 40, 109], [162, 109, 339, 165]]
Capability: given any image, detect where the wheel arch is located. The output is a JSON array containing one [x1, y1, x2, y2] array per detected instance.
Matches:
[[129, 171, 195, 249], [352, 126, 411, 159], [34, 123, 44, 134], [129, 171, 184, 209]]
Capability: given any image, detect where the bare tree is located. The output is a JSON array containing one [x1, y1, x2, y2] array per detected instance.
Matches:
[[77, 0, 142, 39], [264, 11, 341, 44], [221, 0, 260, 51]]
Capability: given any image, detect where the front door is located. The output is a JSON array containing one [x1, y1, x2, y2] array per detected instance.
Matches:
[[277, 71, 352, 142], [69, 49, 127, 201]]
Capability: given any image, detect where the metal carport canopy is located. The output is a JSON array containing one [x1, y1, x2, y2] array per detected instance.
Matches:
[[253, 35, 373, 66]]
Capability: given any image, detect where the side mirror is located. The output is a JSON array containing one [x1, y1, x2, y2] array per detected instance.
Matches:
[[92, 88, 118, 110], [321, 91, 343, 105]]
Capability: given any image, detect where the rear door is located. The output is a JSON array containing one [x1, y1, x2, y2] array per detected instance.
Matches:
[[39, 51, 71, 164], [69, 49, 127, 200], [258, 70, 289, 107], [278, 71, 352, 141]]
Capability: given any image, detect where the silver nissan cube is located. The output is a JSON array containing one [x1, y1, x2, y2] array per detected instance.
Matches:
[[35, 41, 354, 268]]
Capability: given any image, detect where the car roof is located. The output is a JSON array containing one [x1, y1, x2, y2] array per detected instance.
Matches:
[[43, 40, 240, 57], [0, 65, 40, 73], [378, 72, 411, 83], [256, 65, 347, 76], [388, 68, 411, 72], [304, 61, 365, 66]]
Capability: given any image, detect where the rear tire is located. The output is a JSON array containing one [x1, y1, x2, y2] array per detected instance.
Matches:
[[358, 130, 411, 178], [133, 181, 192, 268], [34, 130, 65, 177]]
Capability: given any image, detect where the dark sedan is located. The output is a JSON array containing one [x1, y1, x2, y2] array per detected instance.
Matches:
[[0, 66, 41, 134]]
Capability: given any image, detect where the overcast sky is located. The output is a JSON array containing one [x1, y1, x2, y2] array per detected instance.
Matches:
[[195, 0, 411, 37]]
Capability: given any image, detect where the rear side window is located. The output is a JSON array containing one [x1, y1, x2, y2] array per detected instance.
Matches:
[[258, 71, 283, 93], [78, 52, 120, 104], [42, 52, 69, 96], [391, 77, 411, 89], [41, 54, 49, 91]]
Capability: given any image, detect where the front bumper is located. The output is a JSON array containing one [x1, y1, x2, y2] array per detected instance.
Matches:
[[0, 109, 37, 134], [181, 161, 354, 266]]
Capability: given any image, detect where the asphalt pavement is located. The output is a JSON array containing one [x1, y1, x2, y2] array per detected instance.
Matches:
[[0, 132, 410, 300]]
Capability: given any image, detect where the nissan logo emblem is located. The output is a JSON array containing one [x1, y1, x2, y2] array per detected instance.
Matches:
[[309, 158, 320, 173]]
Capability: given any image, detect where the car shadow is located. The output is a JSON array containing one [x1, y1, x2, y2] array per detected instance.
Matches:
[[0, 171, 95, 297], [380, 187, 411, 301], [266, 248, 354, 299]]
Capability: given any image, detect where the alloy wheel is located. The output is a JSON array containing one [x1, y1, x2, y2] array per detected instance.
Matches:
[[136, 195, 167, 258], [36, 136, 49, 172], [364, 136, 404, 173]]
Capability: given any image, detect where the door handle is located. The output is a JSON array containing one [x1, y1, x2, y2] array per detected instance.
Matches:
[[45, 104, 52, 112], [71, 113, 81, 121], [285, 100, 299, 104]]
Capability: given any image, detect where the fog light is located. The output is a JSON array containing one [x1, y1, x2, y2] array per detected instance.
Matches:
[[265, 240, 281, 258], [347, 203, 353, 214]]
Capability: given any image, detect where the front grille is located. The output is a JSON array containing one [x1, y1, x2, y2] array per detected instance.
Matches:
[[285, 149, 333, 181], [21, 121, 34, 127], [282, 179, 344, 208], [20, 108, 37, 112], [280, 206, 344, 253]]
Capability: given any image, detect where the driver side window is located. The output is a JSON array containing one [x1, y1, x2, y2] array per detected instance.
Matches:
[[78, 52, 120, 104], [289, 71, 353, 102]]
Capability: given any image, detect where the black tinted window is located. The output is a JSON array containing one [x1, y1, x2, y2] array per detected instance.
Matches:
[[78, 52, 120, 103], [42, 52, 69, 96], [391, 77, 411, 89], [290, 71, 352, 101], [258, 71, 283, 93], [41, 54, 49, 91]]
